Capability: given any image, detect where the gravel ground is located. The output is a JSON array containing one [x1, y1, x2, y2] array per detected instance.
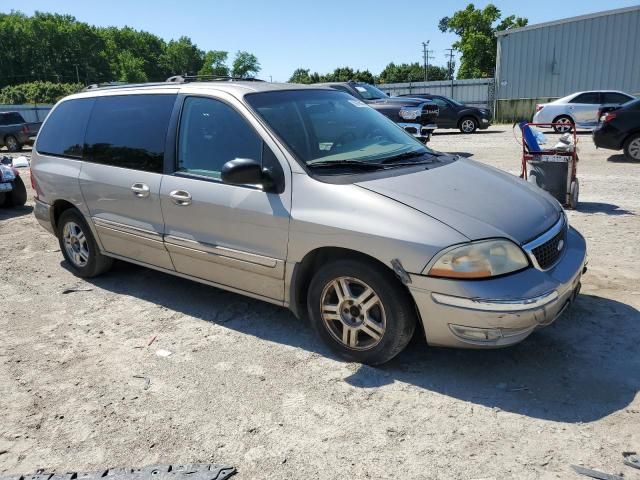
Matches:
[[1, 129, 639, 480]]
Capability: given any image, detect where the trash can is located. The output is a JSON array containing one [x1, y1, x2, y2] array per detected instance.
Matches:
[[527, 157, 568, 204]]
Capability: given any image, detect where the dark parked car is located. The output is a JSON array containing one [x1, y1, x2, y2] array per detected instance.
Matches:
[[593, 98, 640, 161], [0, 163, 27, 207], [316, 81, 439, 142], [0, 111, 38, 151], [398, 93, 492, 133]]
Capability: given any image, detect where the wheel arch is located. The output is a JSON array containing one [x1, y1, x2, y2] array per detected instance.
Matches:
[[552, 113, 575, 123], [51, 199, 78, 234], [288, 246, 420, 328]]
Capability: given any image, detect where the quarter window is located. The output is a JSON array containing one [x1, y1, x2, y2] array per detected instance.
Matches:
[[177, 97, 262, 179], [84, 94, 176, 173], [36, 99, 94, 158]]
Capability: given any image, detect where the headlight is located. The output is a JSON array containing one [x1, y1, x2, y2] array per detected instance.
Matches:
[[0, 165, 15, 182], [427, 239, 529, 279], [399, 106, 422, 120]]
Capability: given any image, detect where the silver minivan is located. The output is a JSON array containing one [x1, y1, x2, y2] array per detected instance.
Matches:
[[31, 80, 587, 365]]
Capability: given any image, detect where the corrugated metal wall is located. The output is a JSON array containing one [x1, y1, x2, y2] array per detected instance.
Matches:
[[378, 79, 494, 107], [0, 104, 52, 123], [496, 7, 640, 100]]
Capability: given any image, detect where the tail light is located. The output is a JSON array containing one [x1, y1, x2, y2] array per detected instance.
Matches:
[[603, 112, 617, 123], [22, 124, 29, 134], [535, 104, 543, 112]]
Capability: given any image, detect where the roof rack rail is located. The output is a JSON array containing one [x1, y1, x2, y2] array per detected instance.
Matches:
[[81, 81, 171, 92], [166, 74, 265, 83]]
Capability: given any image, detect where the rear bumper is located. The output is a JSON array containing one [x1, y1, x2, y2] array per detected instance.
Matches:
[[592, 127, 623, 151], [408, 227, 587, 348], [34, 198, 55, 234]]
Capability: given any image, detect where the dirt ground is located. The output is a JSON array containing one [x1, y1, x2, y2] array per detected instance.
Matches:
[[1, 129, 639, 480]]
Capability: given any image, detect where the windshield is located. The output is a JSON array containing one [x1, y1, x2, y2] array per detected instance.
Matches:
[[442, 96, 464, 107], [246, 90, 432, 167], [352, 83, 388, 100]]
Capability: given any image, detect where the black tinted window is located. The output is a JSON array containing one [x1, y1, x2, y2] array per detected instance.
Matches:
[[603, 92, 632, 104], [570, 92, 600, 104], [0, 112, 25, 125], [36, 99, 95, 158], [84, 94, 175, 173], [177, 97, 262, 179]]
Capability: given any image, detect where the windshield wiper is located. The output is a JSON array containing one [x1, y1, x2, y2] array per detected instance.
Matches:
[[307, 160, 389, 170], [379, 150, 444, 165]]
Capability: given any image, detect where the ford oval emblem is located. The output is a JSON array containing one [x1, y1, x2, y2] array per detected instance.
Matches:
[[557, 239, 565, 252]]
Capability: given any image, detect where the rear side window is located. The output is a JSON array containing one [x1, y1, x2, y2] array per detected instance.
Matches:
[[84, 94, 176, 173], [570, 92, 601, 104], [36, 98, 95, 158]]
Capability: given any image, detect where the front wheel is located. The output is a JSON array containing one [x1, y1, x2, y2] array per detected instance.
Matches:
[[307, 259, 417, 365], [58, 209, 113, 278], [459, 117, 478, 133], [623, 134, 640, 161], [4, 135, 21, 152]]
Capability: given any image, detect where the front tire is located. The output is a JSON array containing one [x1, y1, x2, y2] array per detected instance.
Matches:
[[459, 117, 478, 133], [5, 135, 21, 152], [553, 115, 574, 133], [58, 209, 113, 278], [307, 259, 416, 365], [623, 134, 640, 161]]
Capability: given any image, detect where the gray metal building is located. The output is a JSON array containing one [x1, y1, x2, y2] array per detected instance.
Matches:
[[495, 5, 640, 121]]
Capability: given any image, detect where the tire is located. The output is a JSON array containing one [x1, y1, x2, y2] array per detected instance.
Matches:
[[459, 117, 478, 133], [553, 116, 574, 133], [4, 175, 27, 207], [568, 179, 579, 209], [4, 135, 21, 152], [623, 133, 640, 161], [57, 209, 113, 278], [307, 259, 417, 365]]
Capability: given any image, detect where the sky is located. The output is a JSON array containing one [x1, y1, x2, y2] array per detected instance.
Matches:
[[2, 0, 639, 81]]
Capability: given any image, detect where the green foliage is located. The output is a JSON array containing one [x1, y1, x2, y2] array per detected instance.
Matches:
[[439, 3, 527, 79], [232, 51, 261, 78], [198, 50, 230, 77], [288, 67, 375, 84], [0, 81, 83, 104], [0, 11, 261, 88], [378, 62, 449, 83]]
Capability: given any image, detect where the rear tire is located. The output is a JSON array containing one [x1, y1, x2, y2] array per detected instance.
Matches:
[[459, 117, 478, 133], [5, 135, 21, 152], [553, 116, 574, 133], [57, 209, 113, 278], [4, 175, 27, 207], [623, 133, 640, 161], [307, 259, 417, 365]]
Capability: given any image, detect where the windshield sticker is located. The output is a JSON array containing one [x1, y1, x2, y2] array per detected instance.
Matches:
[[348, 99, 367, 108], [355, 86, 367, 93]]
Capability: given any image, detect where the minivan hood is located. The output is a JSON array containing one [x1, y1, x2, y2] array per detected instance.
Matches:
[[355, 158, 561, 244]]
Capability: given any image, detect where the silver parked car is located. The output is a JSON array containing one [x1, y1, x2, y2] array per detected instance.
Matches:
[[533, 90, 635, 132], [31, 80, 587, 365]]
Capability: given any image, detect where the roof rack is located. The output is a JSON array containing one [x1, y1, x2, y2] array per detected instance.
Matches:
[[166, 74, 265, 83]]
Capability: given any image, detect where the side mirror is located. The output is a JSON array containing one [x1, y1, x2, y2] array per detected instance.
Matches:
[[221, 158, 279, 192]]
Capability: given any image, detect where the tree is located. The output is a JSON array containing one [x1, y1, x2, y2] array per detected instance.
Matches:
[[0, 81, 82, 104], [115, 50, 147, 82], [232, 51, 260, 78], [289, 68, 313, 84], [439, 3, 527, 79], [198, 50, 229, 77], [378, 62, 449, 83], [159, 36, 204, 76]]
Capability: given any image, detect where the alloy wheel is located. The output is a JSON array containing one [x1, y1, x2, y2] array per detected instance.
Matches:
[[320, 276, 386, 351], [63, 221, 90, 267], [461, 119, 476, 133], [6, 136, 18, 151], [628, 137, 640, 160], [555, 118, 573, 133]]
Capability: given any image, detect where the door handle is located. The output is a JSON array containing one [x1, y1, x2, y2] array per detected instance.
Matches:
[[169, 190, 192, 206], [131, 183, 150, 198]]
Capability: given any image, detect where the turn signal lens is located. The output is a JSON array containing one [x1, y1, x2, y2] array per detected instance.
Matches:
[[427, 240, 529, 279]]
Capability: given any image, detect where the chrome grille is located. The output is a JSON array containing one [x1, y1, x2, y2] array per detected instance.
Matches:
[[524, 215, 567, 270]]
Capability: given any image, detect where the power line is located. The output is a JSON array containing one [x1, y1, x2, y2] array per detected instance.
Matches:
[[445, 48, 455, 97], [421, 41, 430, 82]]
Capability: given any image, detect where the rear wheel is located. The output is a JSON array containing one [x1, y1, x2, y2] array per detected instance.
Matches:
[[4, 175, 27, 207], [58, 209, 113, 278], [553, 116, 574, 133], [4, 135, 21, 152], [307, 259, 416, 365], [623, 134, 640, 161], [459, 117, 478, 133]]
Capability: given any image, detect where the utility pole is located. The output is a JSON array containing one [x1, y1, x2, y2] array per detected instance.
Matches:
[[421, 41, 430, 83], [445, 48, 455, 98], [74, 64, 80, 84]]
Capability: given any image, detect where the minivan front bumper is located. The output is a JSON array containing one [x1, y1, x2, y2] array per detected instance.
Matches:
[[408, 226, 587, 348]]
